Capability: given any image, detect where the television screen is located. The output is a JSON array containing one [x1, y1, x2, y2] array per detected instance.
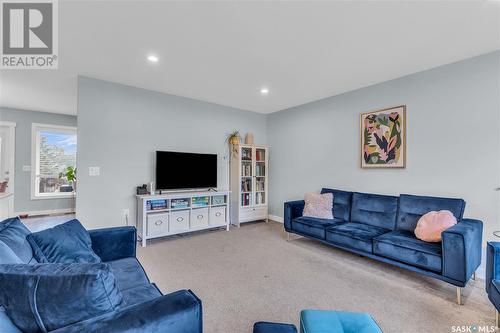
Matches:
[[156, 151, 217, 190]]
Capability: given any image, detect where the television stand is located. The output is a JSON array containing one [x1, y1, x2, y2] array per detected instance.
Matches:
[[136, 190, 230, 247]]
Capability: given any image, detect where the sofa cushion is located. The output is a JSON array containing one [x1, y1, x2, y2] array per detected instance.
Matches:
[[320, 188, 353, 222], [396, 194, 465, 232], [292, 216, 344, 239], [373, 230, 442, 272], [107, 257, 150, 291], [0, 241, 23, 265], [0, 263, 123, 333], [0, 217, 36, 264], [351, 192, 398, 230], [27, 219, 101, 264], [326, 223, 389, 253], [121, 283, 162, 307]]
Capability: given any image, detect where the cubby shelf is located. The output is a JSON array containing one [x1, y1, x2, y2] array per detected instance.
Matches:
[[136, 190, 230, 247]]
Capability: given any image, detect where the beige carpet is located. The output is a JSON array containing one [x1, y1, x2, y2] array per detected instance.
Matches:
[[137, 221, 492, 333]]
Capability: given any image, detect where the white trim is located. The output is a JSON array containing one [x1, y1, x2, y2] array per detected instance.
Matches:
[[31, 123, 77, 200], [14, 207, 75, 217], [268, 214, 283, 223], [0, 121, 17, 128], [31, 193, 76, 200], [31, 123, 76, 132], [0, 122, 16, 200]]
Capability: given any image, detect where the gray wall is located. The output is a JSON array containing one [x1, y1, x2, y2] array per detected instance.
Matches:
[[77, 77, 267, 229], [0, 107, 77, 213], [267, 51, 500, 241]]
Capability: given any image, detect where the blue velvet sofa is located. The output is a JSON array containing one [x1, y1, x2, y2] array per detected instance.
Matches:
[[284, 189, 483, 304], [0, 220, 202, 333], [486, 242, 500, 327]]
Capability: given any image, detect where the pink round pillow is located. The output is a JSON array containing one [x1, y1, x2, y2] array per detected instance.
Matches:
[[414, 210, 457, 242]]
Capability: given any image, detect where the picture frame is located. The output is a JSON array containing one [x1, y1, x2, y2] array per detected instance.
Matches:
[[360, 105, 406, 168]]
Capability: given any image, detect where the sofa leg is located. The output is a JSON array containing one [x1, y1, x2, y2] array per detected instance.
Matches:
[[456, 287, 462, 305], [287, 232, 291, 242], [496, 309, 499, 328], [472, 271, 476, 281]]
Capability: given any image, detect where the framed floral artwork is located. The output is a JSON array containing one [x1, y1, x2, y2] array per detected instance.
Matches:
[[360, 105, 406, 168]]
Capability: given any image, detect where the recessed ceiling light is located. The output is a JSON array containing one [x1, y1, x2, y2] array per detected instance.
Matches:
[[260, 88, 269, 95], [147, 55, 159, 63]]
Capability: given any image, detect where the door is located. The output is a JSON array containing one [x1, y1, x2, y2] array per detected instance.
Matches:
[[0, 122, 16, 219]]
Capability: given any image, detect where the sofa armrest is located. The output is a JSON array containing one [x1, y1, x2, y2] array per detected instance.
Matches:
[[442, 218, 483, 284], [486, 242, 500, 295], [89, 226, 137, 262], [50, 289, 202, 333], [284, 200, 304, 232]]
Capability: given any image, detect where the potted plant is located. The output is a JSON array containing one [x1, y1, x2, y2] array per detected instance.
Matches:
[[226, 130, 241, 156], [59, 166, 77, 192]]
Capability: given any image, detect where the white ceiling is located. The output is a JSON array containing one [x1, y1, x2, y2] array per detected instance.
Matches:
[[1, 0, 499, 115]]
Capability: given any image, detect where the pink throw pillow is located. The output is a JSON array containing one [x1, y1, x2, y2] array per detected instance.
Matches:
[[414, 210, 457, 242], [302, 192, 333, 219]]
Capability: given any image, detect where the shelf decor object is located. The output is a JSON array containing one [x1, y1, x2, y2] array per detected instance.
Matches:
[[245, 132, 254, 144], [136, 190, 230, 247], [230, 144, 269, 226], [226, 130, 242, 156], [360, 105, 406, 168]]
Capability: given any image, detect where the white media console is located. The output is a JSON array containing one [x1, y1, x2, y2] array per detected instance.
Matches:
[[136, 190, 230, 247]]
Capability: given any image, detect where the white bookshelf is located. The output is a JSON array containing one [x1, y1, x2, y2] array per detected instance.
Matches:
[[230, 144, 269, 226], [136, 190, 230, 247]]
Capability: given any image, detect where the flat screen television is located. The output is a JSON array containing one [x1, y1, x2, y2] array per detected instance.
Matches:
[[156, 151, 217, 190]]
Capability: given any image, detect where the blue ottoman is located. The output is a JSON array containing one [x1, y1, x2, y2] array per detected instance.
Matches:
[[254, 321, 298, 333], [300, 310, 382, 333]]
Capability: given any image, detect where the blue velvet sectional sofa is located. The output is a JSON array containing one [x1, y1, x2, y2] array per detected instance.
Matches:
[[486, 242, 500, 327], [0, 219, 202, 333], [284, 189, 483, 304]]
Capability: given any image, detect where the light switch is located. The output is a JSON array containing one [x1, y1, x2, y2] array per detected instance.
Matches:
[[22, 165, 31, 172], [89, 167, 100, 176]]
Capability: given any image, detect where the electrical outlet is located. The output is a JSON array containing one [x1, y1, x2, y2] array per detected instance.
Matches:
[[89, 167, 100, 176]]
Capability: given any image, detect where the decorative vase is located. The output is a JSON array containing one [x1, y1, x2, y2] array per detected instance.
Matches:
[[245, 132, 254, 145]]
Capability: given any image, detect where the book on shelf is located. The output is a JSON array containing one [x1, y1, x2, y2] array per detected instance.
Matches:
[[241, 163, 252, 177], [171, 198, 189, 209], [192, 196, 209, 206], [256, 192, 265, 205], [256, 178, 265, 191], [147, 199, 167, 210], [255, 164, 265, 176], [242, 148, 252, 161], [241, 179, 251, 192], [256, 149, 265, 161], [241, 193, 250, 206]]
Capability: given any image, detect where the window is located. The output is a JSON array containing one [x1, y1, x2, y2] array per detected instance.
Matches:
[[32, 124, 77, 199]]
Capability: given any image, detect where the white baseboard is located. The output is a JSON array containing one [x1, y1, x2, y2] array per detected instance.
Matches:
[[268, 214, 283, 223], [15, 208, 75, 217]]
